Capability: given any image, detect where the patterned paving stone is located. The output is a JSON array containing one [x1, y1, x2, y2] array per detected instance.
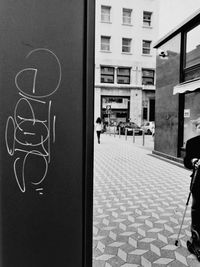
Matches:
[[93, 134, 200, 266]]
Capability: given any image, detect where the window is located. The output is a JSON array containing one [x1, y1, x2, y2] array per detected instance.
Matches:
[[143, 11, 152, 27], [142, 69, 154, 85], [185, 24, 200, 68], [122, 38, 131, 53], [123, 8, 132, 25], [183, 23, 200, 81], [103, 97, 123, 104], [101, 36, 111, 51], [117, 68, 130, 84], [101, 6, 111, 23], [101, 66, 114, 83], [142, 40, 151, 54]]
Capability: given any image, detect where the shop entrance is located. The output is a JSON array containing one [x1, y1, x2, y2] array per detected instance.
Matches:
[[101, 96, 130, 126], [149, 99, 155, 121]]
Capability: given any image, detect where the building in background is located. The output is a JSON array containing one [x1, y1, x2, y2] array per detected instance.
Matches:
[[154, 8, 200, 161], [94, 0, 159, 126]]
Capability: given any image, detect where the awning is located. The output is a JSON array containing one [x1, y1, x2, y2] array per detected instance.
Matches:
[[173, 79, 200, 95]]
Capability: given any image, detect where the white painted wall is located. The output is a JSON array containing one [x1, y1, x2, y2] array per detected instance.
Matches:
[[95, 0, 159, 124]]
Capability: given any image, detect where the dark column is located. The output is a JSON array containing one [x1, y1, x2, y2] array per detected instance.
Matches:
[[0, 1, 94, 266]]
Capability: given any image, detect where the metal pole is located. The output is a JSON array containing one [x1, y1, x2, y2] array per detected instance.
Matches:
[[125, 128, 127, 140], [142, 130, 145, 146], [175, 192, 191, 246], [114, 126, 115, 137], [108, 113, 111, 136], [133, 129, 135, 143], [119, 127, 121, 138]]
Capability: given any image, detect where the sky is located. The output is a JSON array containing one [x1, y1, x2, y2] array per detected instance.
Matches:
[[159, 0, 200, 38]]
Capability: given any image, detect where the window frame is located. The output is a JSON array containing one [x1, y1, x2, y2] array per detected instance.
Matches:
[[142, 40, 151, 55], [142, 68, 155, 85], [143, 11, 152, 27], [122, 38, 132, 53], [101, 5, 111, 23], [101, 36, 111, 51], [183, 22, 200, 82], [100, 66, 114, 83], [117, 67, 131, 84], [122, 8, 132, 25]]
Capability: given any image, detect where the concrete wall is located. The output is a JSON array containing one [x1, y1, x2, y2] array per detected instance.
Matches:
[[95, 0, 159, 66], [154, 34, 181, 157]]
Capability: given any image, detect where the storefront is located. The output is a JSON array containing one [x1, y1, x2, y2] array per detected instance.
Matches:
[[101, 96, 130, 125], [153, 9, 200, 161]]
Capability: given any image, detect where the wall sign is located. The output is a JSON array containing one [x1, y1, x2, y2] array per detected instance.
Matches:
[[184, 109, 190, 118]]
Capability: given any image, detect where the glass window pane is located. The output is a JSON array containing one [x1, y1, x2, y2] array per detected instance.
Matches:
[[118, 68, 130, 75], [143, 48, 150, 54], [143, 40, 151, 54], [117, 76, 130, 84], [101, 66, 114, 83], [101, 75, 114, 83], [101, 6, 111, 22], [101, 67, 114, 74], [123, 9, 132, 24], [117, 68, 130, 84], [184, 91, 200, 144], [185, 67, 200, 81], [142, 69, 154, 85], [101, 36, 110, 51], [143, 11, 152, 26], [122, 38, 131, 53], [123, 38, 130, 46], [142, 69, 154, 77], [122, 46, 130, 53], [185, 24, 200, 68], [142, 77, 154, 85], [143, 40, 151, 48]]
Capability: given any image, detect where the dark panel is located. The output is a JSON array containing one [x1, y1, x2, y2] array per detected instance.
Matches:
[[149, 99, 155, 121], [83, 0, 95, 266], [0, 1, 94, 267]]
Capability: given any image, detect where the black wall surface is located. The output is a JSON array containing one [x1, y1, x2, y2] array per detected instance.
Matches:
[[0, 1, 94, 266]]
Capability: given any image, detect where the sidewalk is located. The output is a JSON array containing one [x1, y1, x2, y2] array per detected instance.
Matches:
[[104, 131, 154, 151], [93, 134, 200, 266]]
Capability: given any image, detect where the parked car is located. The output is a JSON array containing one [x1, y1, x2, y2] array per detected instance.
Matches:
[[117, 122, 143, 135], [141, 121, 155, 135]]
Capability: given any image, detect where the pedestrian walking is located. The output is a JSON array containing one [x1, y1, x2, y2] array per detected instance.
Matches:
[[95, 117, 102, 144], [184, 117, 200, 260]]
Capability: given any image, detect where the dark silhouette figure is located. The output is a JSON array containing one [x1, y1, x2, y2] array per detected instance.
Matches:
[[184, 119, 200, 260], [95, 117, 102, 144]]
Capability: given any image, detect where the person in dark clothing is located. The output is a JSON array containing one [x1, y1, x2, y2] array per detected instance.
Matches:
[[184, 118, 200, 259], [95, 117, 102, 144]]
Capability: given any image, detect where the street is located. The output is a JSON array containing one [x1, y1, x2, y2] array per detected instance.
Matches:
[[93, 134, 200, 266]]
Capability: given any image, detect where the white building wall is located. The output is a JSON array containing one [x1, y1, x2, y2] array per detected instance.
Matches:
[[94, 87, 101, 120], [95, 0, 159, 124]]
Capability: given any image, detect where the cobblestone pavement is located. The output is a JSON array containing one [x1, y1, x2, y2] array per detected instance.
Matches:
[[93, 134, 200, 267]]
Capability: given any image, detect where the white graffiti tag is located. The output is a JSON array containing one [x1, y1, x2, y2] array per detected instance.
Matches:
[[5, 48, 61, 195]]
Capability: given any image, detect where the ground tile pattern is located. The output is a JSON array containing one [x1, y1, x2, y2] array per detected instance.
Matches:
[[93, 134, 200, 266]]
